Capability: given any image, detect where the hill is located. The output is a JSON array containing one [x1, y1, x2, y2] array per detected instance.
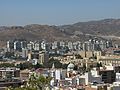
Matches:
[[60, 19, 120, 36], [1, 19, 120, 47]]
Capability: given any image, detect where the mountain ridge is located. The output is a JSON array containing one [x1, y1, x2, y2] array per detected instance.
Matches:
[[0, 19, 120, 47]]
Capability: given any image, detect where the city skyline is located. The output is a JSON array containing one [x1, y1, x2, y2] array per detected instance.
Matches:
[[0, 0, 120, 26]]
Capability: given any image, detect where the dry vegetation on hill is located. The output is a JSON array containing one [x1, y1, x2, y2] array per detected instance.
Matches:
[[1, 19, 120, 47]]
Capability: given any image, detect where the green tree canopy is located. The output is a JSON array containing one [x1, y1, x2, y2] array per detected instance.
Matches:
[[44, 58, 62, 68], [16, 62, 33, 70], [0, 63, 15, 68], [7, 74, 52, 90]]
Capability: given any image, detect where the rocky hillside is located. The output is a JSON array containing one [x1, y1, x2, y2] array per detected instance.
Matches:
[[60, 19, 120, 36], [0, 24, 71, 42], [0, 24, 83, 47], [1, 19, 120, 47]]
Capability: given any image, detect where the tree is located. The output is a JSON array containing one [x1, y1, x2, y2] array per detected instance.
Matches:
[[96, 62, 102, 68], [33, 63, 44, 69], [44, 58, 62, 68], [16, 62, 33, 70], [82, 64, 86, 74], [83, 64, 86, 71], [0, 63, 15, 68], [99, 62, 102, 67], [62, 64, 68, 69], [90, 64, 93, 68], [75, 54, 83, 59], [28, 74, 52, 90], [74, 65, 78, 70], [7, 74, 52, 90], [89, 56, 97, 59]]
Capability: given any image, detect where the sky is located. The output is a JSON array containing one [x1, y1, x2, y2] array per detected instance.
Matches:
[[0, 0, 120, 26]]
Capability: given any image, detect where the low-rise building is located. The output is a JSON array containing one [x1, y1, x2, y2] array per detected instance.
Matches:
[[0, 67, 20, 80]]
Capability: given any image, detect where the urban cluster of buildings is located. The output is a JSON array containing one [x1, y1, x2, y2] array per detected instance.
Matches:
[[0, 63, 120, 90], [3, 39, 113, 65], [4, 39, 113, 58], [6, 39, 113, 52], [0, 38, 120, 90]]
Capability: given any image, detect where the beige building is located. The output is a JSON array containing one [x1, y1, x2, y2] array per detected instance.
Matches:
[[79, 51, 102, 59], [20, 69, 30, 81], [97, 55, 120, 66], [38, 51, 49, 64], [85, 84, 107, 90], [28, 50, 49, 64]]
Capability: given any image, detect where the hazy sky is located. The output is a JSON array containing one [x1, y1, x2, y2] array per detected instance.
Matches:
[[0, 0, 120, 26]]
